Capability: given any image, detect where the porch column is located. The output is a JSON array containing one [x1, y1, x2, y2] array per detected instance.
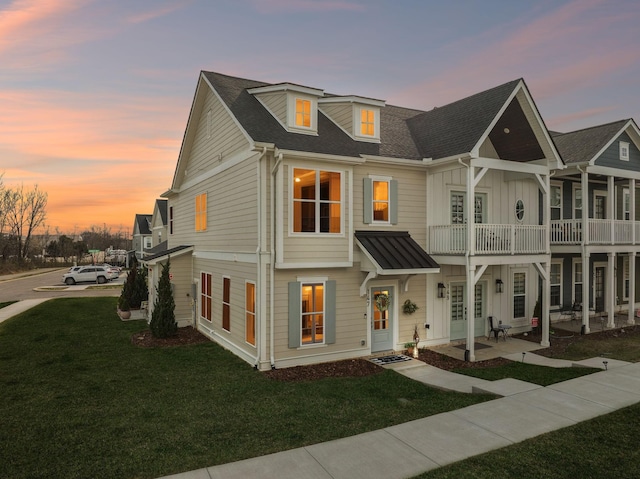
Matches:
[[608, 175, 615, 244], [607, 252, 615, 328], [467, 164, 475, 256], [582, 249, 591, 334], [631, 178, 636, 245], [582, 168, 590, 245], [629, 252, 636, 326], [541, 261, 550, 347], [466, 263, 476, 362]]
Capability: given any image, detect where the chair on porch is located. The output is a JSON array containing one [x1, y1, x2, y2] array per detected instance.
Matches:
[[487, 316, 506, 342]]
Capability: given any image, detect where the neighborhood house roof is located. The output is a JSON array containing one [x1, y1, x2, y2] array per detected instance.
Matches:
[[551, 119, 630, 164]]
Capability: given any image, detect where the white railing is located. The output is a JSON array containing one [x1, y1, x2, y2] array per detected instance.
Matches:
[[551, 219, 640, 245], [430, 224, 547, 255]]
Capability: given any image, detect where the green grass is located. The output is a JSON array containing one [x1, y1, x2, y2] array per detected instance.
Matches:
[[0, 297, 494, 479], [452, 362, 599, 386], [557, 334, 640, 362], [413, 402, 640, 479], [0, 301, 18, 309]]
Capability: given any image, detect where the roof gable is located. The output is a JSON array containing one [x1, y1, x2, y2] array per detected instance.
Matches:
[[552, 119, 631, 164]]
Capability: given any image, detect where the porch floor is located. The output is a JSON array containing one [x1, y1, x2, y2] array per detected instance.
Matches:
[[429, 336, 545, 362], [552, 312, 639, 334]]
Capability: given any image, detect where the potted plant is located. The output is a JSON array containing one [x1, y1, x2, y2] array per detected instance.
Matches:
[[404, 342, 415, 357], [117, 296, 131, 320], [402, 299, 419, 315]]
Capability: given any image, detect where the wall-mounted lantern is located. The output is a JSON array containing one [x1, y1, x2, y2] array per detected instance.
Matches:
[[437, 282, 446, 299], [496, 279, 504, 294]]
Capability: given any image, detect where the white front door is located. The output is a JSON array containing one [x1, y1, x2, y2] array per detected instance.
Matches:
[[371, 287, 394, 353]]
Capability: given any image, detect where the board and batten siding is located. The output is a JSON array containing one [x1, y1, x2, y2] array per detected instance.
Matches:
[[427, 167, 539, 227], [279, 163, 351, 266]]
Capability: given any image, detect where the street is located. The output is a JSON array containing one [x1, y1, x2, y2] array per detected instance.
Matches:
[[0, 268, 122, 303]]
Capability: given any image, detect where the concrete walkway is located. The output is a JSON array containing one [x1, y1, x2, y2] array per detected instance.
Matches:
[[160, 356, 640, 479]]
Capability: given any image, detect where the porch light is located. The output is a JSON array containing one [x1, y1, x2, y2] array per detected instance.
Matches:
[[437, 282, 445, 299], [496, 279, 504, 293]]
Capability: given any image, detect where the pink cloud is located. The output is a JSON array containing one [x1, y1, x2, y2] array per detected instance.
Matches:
[[125, 0, 192, 24], [546, 106, 617, 131], [252, 0, 365, 14]]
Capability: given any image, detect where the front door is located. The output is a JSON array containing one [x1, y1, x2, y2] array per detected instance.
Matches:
[[371, 287, 394, 353], [450, 282, 485, 341], [594, 266, 605, 313]]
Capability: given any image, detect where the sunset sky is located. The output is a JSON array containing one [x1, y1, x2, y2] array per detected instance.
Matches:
[[1, 0, 639, 236]]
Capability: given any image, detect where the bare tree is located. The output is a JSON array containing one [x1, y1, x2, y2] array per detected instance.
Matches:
[[6, 184, 48, 262]]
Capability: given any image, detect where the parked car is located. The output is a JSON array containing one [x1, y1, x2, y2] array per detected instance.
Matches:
[[62, 265, 112, 285]]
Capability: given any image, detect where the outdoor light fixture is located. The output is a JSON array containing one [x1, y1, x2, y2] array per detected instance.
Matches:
[[496, 279, 504, 294], [437, 282, 445, 299]]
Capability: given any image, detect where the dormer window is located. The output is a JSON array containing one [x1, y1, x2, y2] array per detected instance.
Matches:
[[360, 109, 375, 136], [295, 98, 311, 128], [318, 96, 384, 143], [620, 141, 630, 161]]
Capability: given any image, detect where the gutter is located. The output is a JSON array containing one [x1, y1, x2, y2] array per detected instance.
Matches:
[[254, 146, 267, 368], [269, 152, 284, 369]]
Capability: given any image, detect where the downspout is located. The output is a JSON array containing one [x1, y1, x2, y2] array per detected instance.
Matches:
[[254, 146, 267, 368], [458, 158, 471, 265], [458, 158, 473, 361], [270, 152, 284, 369]]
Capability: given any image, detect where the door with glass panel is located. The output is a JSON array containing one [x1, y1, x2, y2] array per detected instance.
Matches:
[[371, 287, 394, 353], [594, 266, 605, 313], [450, 282, 485, 341]]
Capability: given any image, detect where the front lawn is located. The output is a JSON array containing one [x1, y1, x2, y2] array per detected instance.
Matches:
[[452, 361, 599, 386], [0, 297, 493, 479]]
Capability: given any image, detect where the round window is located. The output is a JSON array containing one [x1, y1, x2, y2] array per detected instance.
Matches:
[[515, 199, 524, 221]]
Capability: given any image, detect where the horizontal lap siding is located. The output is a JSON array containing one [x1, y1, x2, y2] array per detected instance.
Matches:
[[272, 268, 367, 361], [256, 92, 287, 125], [595, 131, 640, 172], [166, 254, 193, 326], [319, 104, 352, 135]]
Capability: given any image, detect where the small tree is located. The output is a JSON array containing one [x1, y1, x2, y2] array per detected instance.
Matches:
[[150, 258, 176, 338], [118, 258, 148, 310]]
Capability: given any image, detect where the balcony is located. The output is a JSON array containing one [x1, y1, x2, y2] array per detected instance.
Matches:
[[430, 224, 547, 255], [550, 219, 640, 245]]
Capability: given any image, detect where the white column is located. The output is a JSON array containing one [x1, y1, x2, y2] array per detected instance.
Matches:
[[631, 179, 636, 244], [582, 250, 590, 333], [629, 252, 636, 326], [466, 263, 476, 362], [607, 252, 615, 328], [582, 169, 589, 244], [541, 262, 550, 347], [608, 175, 615, 244]]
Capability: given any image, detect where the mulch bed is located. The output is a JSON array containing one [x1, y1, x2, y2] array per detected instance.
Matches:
[[129, 324, 640, 382]]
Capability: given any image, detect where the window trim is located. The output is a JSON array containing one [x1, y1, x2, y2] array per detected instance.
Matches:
[[572, 184, 582, 220], [195, 192, 207, 232], [364, 175, 397, 225], [222, 275, 231, 332], [512, 270, 527, 320], [515, 199, 525, 222], [245, 281, 256, 346], [200, 272, 212, 322], [623, 188, 631, 221], [288, 277, 336, 349], [550, 182, 562, 220], [620, 141, 630, 161], [287, 93, 318, 134], [572, 259, 583, 305], [623, 256, 630, 301], [290, 166, 344, 235], [169, 206, 174, 235], [354, 106, 380, 141], [550, 261, 562, 309]]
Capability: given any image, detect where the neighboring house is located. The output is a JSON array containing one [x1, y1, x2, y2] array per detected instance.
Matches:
[[132, 214, 152, 261], [146, 199, 169, 256], [550, 119, 640, 331], [143, 70, 565, 370]]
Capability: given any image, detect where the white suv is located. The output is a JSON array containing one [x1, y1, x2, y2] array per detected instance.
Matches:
[[62, 266, 111, 285]]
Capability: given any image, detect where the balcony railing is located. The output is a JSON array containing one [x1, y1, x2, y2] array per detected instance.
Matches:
[[430, 224, 547, 255], [550, 219, 640, 245]]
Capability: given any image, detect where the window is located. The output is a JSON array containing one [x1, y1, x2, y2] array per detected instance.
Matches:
[[201, 272, 212, 322], [451, 193, 464, 224], [573, 261, 582, 304], [288, 279, 336, 348], [295, 99, 311, 128], [195, 193, 207, 231], [292, 168, 341, 233], [550, 262, 562, 308], [144, 237, 152, 249], [373, 180, 389, 222], [450, 192, 487, 223], [620, 141, 630, 161], [623, 257, 630, 300], [169, 206, 174, 235], [360, 109, 375, 136], [573, 187, 582, 219], [550, 184, 561, 220], [301, 283, 324, 344], [513, 272, 526, 319], [222, 276, 230, 331], [624, 188, 631, 221], [245, 282, 256, 346], [515, 199, 525, 222]]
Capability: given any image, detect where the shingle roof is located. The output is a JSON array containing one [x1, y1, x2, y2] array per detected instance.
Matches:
[[155, 199, 168, 225], [551, 120, 629, 164], [354, 230, 439, 271], [202, 71, 524, 161], [134, 214, 152, 235], [142, 244, 193, 263]]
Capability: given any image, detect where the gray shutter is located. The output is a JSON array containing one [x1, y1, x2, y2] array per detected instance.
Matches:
[[325, 280, 336, 344], [363, 178, 373, 224], [390, 179, 398, 224], [288, 282, 301, 348]]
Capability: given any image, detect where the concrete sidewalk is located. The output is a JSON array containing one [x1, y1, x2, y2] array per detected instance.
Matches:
[[159, 358, 640, 479], [0, 298, 52, 325]]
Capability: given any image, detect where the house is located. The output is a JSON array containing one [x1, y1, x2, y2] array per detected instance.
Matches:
[[145, 199, 169, 256], [550, 119, 640, 331], [132, 214, 152, 260], [144, 71, 562, 370]]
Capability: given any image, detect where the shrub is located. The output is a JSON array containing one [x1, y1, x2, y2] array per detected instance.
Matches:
[[118, 258, 148, 310], [150, 258, 177, 338]]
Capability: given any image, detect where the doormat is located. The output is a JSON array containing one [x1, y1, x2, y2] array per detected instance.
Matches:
[[453, 343, 492, 351], [370, 354, 412, 365]]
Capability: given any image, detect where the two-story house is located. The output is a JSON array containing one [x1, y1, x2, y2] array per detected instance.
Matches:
[[550, 119, 640, 332], [132, 213, 152, 261], [144, 71, 562, 370], [145, 199, 168, 257]]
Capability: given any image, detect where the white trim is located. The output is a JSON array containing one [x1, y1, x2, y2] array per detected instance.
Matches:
[[511, 268, 528, 320], [572, 183, 583, 220], [369, 175, 392, 225], [277, 261, 353, 269], [585, 119, 638, 165], [299, 279, 327, 347], [550, 260, 562, 309], [353, 105, 381, 142], [515, 198, 525, 223], [178, 149, 259, 193], [620, 141, 630, 161], [318, 95, 385, 107], [287, 93, 318, 135], [550, 182, 562, 220], [247, 82, 324, 97], [193, 251, 260, 263]]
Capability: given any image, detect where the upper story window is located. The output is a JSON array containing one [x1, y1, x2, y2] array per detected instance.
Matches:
[[169, 206, 174, 235], [573, 186, 582, 219], [292, 168, 341, 234], [360, 109, 375, 136], [295, 99, 311, 128], [363, 177, 397, 224], [620, 141, 630, 161], [550, 184, 561, 220], [515, 199, 525, 222], [624, 188, 631, 220], [195, 192, 207, 231]]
